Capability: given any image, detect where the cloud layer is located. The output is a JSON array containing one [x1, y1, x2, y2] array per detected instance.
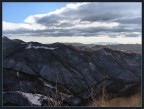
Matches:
[[3, 2, 142, 38]]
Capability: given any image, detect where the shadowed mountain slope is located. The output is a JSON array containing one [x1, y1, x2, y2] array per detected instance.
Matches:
[[3, 37, 141, 106]]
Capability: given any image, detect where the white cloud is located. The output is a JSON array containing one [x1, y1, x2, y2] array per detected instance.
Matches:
[[72, 21, 119, 28], [3, 2, 142, 44], [3, 21, 46, 31], [3, 21, 32, 31], [24, 13, 46, 24], [24, 3, 88, 24]]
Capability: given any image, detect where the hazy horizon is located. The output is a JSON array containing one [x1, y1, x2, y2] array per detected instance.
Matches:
[[3, 36, 142, 45]]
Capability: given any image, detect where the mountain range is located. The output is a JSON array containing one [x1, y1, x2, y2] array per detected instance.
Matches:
[[3, 36, 141, 106]]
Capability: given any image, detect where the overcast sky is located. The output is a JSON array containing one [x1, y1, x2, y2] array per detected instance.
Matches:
[[2, 2, 142, 44]]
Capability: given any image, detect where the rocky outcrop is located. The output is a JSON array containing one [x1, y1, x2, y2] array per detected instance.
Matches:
[[3, 37, 141, 106]]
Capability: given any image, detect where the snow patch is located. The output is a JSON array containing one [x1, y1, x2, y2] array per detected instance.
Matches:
[[17, 91, 47, 106], [89, 62, 95, 70], [43, 82, 54, 89], [21, 43, 27, 44], [105, 51, 112, 56], [26, 43, 58, 50]]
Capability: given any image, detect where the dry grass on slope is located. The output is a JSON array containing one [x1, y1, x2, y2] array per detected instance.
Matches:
[[88, 92, 141, 107]]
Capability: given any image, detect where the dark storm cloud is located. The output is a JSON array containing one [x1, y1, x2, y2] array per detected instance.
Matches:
[[4, 25, 141, 38], [34, 3, 141, 25], [3, 2, 141, 38], [114, 17, 141, 24], [36, 14, 61, 26]]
